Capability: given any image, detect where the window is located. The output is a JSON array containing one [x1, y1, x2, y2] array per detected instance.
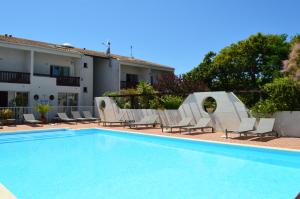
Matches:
[[83, 87, 88, 93], [58, 93, 67, 106], [50, 65, 70, 77], [0, 91, 30, 107], [150, 76, 154, 85], [58, 93, 78, 107], [84, 63, 88, 68], [15, 92, 29, 106], [126, 74, 138, 83]]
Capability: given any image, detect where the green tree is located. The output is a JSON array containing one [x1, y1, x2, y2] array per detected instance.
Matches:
[[186, 33, 290, 91], [184, 51, 216, 88]]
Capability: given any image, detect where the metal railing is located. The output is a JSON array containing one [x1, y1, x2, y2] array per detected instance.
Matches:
[[34, 74, 80, 87], [0, 71, 30, 84], [0, 106, 96, 123], [56, 76, 80, 87]]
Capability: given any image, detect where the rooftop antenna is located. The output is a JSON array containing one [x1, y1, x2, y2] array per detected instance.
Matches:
[[102, 41, 111, 56], [130, 45, 134, 58]]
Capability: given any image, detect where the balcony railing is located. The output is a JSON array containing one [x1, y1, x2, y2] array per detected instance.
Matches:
[[34, 74, 80, 87], [56, 76, 80, 87], [120, 81, 138, 89], [0, 71, 30, 84]]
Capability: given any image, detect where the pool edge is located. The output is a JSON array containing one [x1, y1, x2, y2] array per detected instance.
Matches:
[[88, 127, 300, 153]]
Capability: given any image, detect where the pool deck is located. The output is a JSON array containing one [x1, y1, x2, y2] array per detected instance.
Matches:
[[1, 122, 300, 150]]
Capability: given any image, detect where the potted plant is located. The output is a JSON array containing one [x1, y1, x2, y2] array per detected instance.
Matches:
[[99, 100, 106, 121], [203, 97, 217, 113], [36, 104, 51, 123]]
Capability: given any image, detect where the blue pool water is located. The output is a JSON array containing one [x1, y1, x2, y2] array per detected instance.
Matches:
[[0, 128, 299, 199]]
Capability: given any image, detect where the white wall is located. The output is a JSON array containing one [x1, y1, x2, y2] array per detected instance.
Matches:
[[93, 57, 120, 97], [0, 46, 30, 72], [180, 92, 249, 131], [34, 52, 78, 76], [29, 76, 80, 107], [274, 111, 300, 137], [120, 64, 150, 82], [79, 55, 94, 106]]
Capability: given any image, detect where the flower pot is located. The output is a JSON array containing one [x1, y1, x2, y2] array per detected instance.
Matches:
[[40, 115, 47, 124]]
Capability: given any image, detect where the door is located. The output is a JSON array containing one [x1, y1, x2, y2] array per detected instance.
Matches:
[[0, 91, 8, 107]]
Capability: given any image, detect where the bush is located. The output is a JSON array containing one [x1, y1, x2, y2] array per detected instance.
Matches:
[[102, 89, 136, 109], [136, 81, 156, 109], [160, 95, 183, 109], [251, 77, 300, 116], [149, 97, 162, 109], [251, 100, 278, 117], [0, 109, 13, 120]]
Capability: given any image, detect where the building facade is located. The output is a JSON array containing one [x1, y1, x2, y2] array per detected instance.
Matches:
[[0, 35, 174, 110]]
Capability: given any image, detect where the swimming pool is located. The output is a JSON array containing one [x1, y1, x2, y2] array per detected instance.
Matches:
[[0, 128, 299, 199]]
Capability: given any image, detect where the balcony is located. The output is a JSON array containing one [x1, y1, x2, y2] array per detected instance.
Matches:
[[34, 73, 80, 87], [120, 81, 138, 89], [56, 76, 80, 87], [0, 71, 30, 84]]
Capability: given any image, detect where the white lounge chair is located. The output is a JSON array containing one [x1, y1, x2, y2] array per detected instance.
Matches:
[[101, 112, 126, 126], [161, 117, 192, 133], [57, 113, 77, 123], [225, 118, 256, 138], [129, 115, 159, 128], [71, 111, 90, 122], [82, 111, 98, 122], [246, 118, 278, 138], [180, 118, 213, 134], [23, 114, 42, 125]]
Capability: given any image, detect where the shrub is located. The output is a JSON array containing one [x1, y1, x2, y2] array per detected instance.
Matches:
[[251, 77, 300, 116], [160, 95, 183, 109], [136, 81, 156, 109], [149, 97, 162, 109], [251, 100, 278, 117], [0, 109, 13, 120]]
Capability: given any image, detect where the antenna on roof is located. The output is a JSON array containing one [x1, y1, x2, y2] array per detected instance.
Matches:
[[102, 41, 111, 56], [130, 45, 134, 58]]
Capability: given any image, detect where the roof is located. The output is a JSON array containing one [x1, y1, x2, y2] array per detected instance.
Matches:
[[0, 34, 174, 71]]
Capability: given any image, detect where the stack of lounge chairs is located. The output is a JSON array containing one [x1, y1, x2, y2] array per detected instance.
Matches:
[[71, 111, 98, 122], [82, 111, 98, 122], [160, 117, 192, 133], [57, 111, 99, 123], [57, 113, 77, 124], [101, 112, 126, 126], [225, 118, 256, 138], [128, 115, 159, 128], [180, 118, 213, 134], [225, 118, 278, 139], [23, 114, 42, 126]]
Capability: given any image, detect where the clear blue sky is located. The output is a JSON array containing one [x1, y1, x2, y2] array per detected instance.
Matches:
[[1, 0, 300, 74]]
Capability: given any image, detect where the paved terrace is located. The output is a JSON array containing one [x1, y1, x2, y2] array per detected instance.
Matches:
[[0, 123, 300, 151]]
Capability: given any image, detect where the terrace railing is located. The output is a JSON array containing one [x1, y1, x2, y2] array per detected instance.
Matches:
[[0, 106, 96, 123], [0, 71, 30, 84], [33, 74, 80, 87], [56, 76, 80, 87]]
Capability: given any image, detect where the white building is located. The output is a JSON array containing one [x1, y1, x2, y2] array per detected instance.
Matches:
[[0, 34, 174, 112]]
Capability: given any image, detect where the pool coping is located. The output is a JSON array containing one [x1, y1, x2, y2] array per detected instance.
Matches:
[[90, 127, 300, 153], [0, 128, 70, 136], [0, 127, 300, 153]]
